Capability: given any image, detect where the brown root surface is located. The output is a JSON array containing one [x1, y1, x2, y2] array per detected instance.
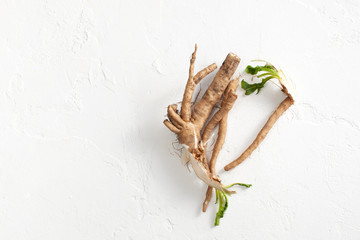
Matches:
[[164, 45, 240, 152], [202, 78, 239, 212], [202, 78, 239, 144], [163, 45, 240, 198], [224, 96, 294, 171], [209, 78, 239, 172], [164, 46, 295, 218], [202, 186, 213, 212], [192, 53, 240, 130]]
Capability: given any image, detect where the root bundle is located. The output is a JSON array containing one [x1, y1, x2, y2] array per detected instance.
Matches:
[[163, 45, 294, 225]]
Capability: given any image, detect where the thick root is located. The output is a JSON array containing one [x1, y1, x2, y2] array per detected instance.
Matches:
[[192, 53, 240, 130]]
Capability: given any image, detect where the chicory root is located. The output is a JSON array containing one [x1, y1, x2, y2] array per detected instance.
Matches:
[[202, 78, 239, 212], [164, 45, 252, 225], [224, 62, 295, 171], [163, 44, 240, 192]]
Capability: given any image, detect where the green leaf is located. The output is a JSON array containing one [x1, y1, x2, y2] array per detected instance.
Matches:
[[245, 65, 261, 75], [241, 80, 265, 95], [257, 71, 280, 79], [213, 182, 252, 226], [242, 62, 281, 95], [214, 190, 230, 226], [226, 183, 252, 188], [214, 190, 222, 226], [241, 73, 276, 95], [222, 194, 228, 216], [245, 64, 275, 75]]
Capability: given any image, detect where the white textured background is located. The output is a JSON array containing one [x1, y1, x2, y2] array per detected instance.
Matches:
[[0, 0, 360, 239]]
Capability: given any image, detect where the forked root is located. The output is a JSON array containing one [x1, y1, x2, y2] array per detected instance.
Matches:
[[180, 44, 218, 122]]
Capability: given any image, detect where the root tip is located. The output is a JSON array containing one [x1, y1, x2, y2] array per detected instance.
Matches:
[[202, 202, 208, 212]]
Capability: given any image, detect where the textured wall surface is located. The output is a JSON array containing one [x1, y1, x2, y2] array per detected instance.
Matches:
[[0, 0, 360, 239]]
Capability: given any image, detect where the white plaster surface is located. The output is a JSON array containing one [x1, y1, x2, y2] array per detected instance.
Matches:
[[0, 0, 360, 239]]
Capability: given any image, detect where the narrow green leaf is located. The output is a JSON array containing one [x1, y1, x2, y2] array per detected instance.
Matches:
[[257, 72, 279, 79], [245, 64, 275, 75], [214, 190, 223, 226], [222, 193, 228, 216], [214, 183, 252, 226], [214, 190, 230, 226], [226, 183, 252, 188]]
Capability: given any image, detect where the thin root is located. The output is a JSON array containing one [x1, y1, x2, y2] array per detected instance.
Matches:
[[202, 186, 213, 212], [163, 120, 180, 134], [202, 79, 239, 212], [224, 96, 294, 171], [168, 105, 185, 127], [180, 44, 198, 122], [194, 63, 217, 84]]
